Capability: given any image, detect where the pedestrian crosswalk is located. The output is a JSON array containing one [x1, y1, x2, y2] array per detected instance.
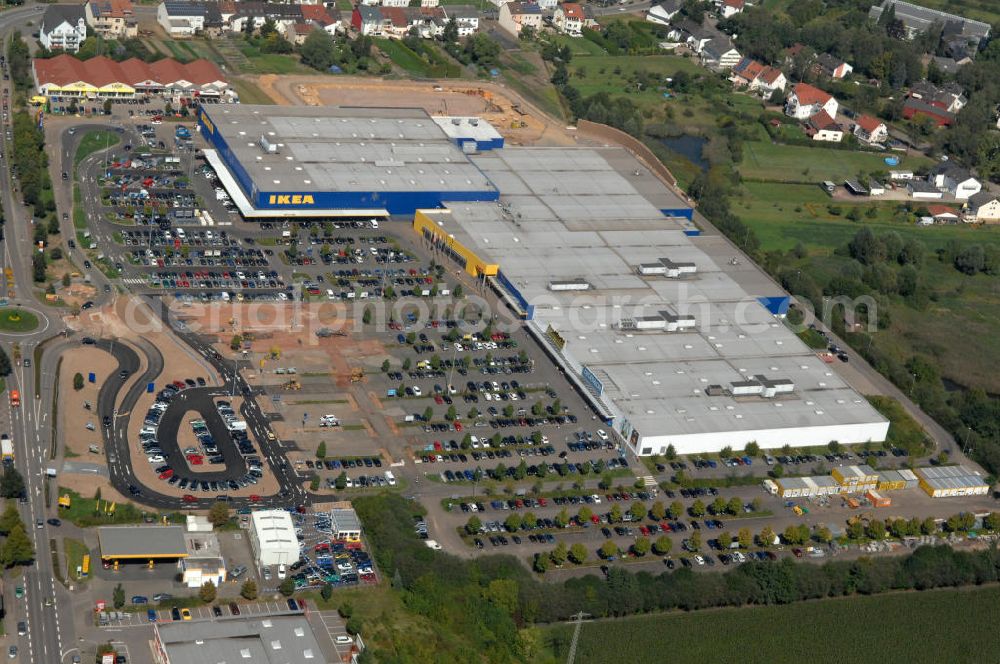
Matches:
[[121, 277, 148, 286]]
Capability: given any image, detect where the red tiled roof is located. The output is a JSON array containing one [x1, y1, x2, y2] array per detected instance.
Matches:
[[88, 0, 134, 19], [561, 2, 584, 18], [793, 82, 832, 106], [300, 4, 333, 25], [760, 67, 783, 84], [723, 0, 744, 7], [808, 110, 839, 130], [928, 204, 959, 216], [380, 6, 408, 26], [855, 114, 884, 134], [34, 54, 226, 88], [735, 58, 766, 81]]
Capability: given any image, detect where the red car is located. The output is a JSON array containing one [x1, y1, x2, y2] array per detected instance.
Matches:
[[249, 495, 261, 503], [434, 395, 444, 405], [158, 469, 173, 480], [454, 422, 463, 432], [182, 494, 197, 503], [186, 454, 204, 465], [172, 380, 185, 390]]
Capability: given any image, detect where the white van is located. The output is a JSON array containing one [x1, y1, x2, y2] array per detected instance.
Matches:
[[384, 471, 396, 486]]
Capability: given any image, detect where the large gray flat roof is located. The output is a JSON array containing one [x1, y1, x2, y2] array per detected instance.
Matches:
[[204, 105, 494, 194], [433, 146, 887, 445], [98, 525, 187, 558], [156, 615, 325, 664]]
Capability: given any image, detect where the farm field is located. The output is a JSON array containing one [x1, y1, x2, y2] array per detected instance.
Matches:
[[537, 585, 1000, 664], [739, 141, 934, 183]]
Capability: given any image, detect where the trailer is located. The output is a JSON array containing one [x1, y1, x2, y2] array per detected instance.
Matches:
[[1, 434, 13, 462]]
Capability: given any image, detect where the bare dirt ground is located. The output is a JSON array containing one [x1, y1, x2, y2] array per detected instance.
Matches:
[[58, 347, 117, 460], [59, 473, 127, 504], [255, 74, 579, 147]]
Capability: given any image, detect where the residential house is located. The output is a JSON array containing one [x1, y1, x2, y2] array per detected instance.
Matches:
[[929, 162, 981, 199], [719, 0, 744, 18], [157, 2, 223, 37], [927, 204, 960, 223], [813, 52, 853, 79], [229, 3, 303, 35], [404, 7, 447, 38], [498, 2, 542, 36], [421, 0, 441, 7], [853, 114, 888, 145], [85, 0, 137, 40], [903, 97, 955, 126], [805, 111, 843, 142], [731, 57, 786, 96], [444, 5, 480, 36], [785, 82, 838, 120], [964, 191, 1000, 223], [300, 3, 342, 35], [868, 1, 990, 44], [535, 0, 557, 9], [668, 18, 718, 53], [700, 36, 741, 70], [868, 179, 886, 196], [284, 22, 317, 45], [40, 5, 87, 52], [909, 81, 966, 113], [554, 3, 584, 36], [646, 0, 681, 26], [352, 5, 386, 35], [380, 0, 411, 7]]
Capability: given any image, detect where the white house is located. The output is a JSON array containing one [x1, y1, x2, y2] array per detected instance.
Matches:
[[40, 5, 88, 52], [929, 162, 981, 200], [965, 191, 1000, 223], [853, 114, 888, 145], [498, 1, 542, 36], [814, 52, 852, 79], [700, 36, 741, 70], [554, 3, 584, 36], [806, 111, 843, 142], [444, 5, 480, 36], [785, 82, 838, 120], [646, 0, 681, 25], [249, 510, 299, 568], [719, 0, 744, 18], [85, 0, 137, 40], [908, 180, 945, 200], [157, 1, 221, 37], [668, 19, 717, 53], [731, 58, 786, 95], [535, 0, 558, 9]]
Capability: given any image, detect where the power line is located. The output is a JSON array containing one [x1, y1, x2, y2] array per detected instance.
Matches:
[[566, 611, 590, 664]]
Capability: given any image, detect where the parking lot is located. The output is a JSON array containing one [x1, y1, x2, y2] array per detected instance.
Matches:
[[97, 598, 307, 628]]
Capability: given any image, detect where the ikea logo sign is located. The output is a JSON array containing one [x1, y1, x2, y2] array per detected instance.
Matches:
[[201, 113, 215, 135], [268, 195, 315, 205]]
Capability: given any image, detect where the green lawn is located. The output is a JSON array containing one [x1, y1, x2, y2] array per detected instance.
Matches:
[[569, 54, 704, 112], [537, 585, 1000, 664], [0, 308, 39, 332], [739, 141, 933, 183], [63, 537, 90, 582], [247, 54, 309, 75], [231, 78, 274, 105], [74, 130, 121, 166], [903, 0, 1000, 24], [57, 488, 150, 527]]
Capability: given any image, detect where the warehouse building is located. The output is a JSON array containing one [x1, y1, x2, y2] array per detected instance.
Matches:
[[180, 527, 226, 588], [198, 104, 500, 218], [876, 468, 919, 491], [832, 465, 880, 492], [151, 615, 327, 664], [768, 475, 843, 498], [249, 510, 299, 567], [97, 525, 188, 564], [914, 465, 990, 497], [414, 146, 888, 455]]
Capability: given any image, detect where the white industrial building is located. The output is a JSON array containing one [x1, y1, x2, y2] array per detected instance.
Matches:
[[417, 146, 889, 456], [248, 510, 299, 568]]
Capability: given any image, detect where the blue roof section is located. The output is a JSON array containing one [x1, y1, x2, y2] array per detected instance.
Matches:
[[757, 296, 790, 316]]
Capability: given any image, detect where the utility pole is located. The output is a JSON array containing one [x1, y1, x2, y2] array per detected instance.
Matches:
[[566, 611, 591, 664]]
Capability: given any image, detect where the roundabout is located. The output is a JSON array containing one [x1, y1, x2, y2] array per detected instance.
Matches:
[[0, 307, 40, 333]]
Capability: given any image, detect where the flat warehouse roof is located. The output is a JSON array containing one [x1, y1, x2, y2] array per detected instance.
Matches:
[[429, 146, 888, 448], [201, 105, 495, 194], [98, 526, 188, 559]]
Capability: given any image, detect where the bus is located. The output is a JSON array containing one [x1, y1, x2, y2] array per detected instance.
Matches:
[[9, 390, 19, 408], [81, 555, 90, 578]]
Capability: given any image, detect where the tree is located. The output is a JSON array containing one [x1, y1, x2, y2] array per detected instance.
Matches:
[[847, 520, 865, 540], [577, 506, 593, 524], [720, 445, 733, 459], [550, 541, 568, 566], [504, 513, 522, 532], [335, 472, 347, 490], [984, 512, 1000, 532], [668, 501, 683, 519], [554, 508, 570, 528], [711, 497, 727, 515], [609, 504, 622, 523], [321, 582, 333, 601], [1, 521, 33, 567], [300, 28, 337, 71], [921, 517, 938, 536], [446, 405, 457, 421], [533, 552, 549, 573], [568, 542, 588, 564], [652, 535, 672, 556], [758, 526, 776, 548], [738, 528, 753, 549], [688, 531, 701, 552], [465, 516, 482, 535], [208, 502, 230, 527], [599, 540, 618, 559], [362, 307, 373, 325], [0, 347, 10, 377], [113, 583, 125, 609], [814, 525, 833, 543], [0, 504, 20, 535], [522, 511, 538, 529], [783, 524, 806, 545], [866, 519, 887, 540], [632, 537, 651, 556], [381, 360, 390, 373], [690, 499, 706, 517], [241, 580, 258, 600], [443, 17, 459, 43], [745, 441, 760, 457], [665, 444, 677, 460], [277, 577, 295, 597], [727, 497, 742, 515], [230, 334, 243, 351], [316, 441, 327, 459], [73, 372, 84, 390], [199, 581, 217, 603], [650, 501, 666, 521], [629, 501, 646, 522], [422, 406, 434, 422], [0, 466, 25, 499]]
